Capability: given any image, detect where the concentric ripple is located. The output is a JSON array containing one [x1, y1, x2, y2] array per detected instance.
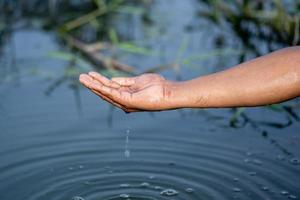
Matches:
[[0, 124, 299, 200], [1, 0, 300, 199]]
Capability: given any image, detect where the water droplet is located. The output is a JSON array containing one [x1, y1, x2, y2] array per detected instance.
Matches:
[[154, 186, 163, 190], [233, 188, 242, 192], [290, 158, 300, 165], [288, 195, 297, 199], [124, 149, 130, 158], [120, 184, 130, 188], [140, 182, 150, 187], [276, 155, 285, 161], [233, 178, 239, 182], [72, 196, 84, 200], [78, 165, 84, 169], [148, 175, 155, 179], [281, 190, 289, 195], [83, 181, 92, 186], [261, 186, 269, 191], [68, 167, 74, 170], [119, 194, 130, 198], [160, 189, 178, 196], [124, 129, 130, 158], [252, 159, 262, 165], [185, 188, 194, 193], [248, 171, 257, 176]]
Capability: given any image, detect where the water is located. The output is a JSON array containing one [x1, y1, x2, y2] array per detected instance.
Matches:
[[124, 129, 130, 158], [0, 0, 300, 200]]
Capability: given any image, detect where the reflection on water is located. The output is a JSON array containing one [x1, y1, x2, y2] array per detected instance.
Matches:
[[0, 0, 300, 200]]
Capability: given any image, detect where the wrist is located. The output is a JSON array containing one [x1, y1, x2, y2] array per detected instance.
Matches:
[[164, 80, 192, 109], [165, 79, 210, 109]]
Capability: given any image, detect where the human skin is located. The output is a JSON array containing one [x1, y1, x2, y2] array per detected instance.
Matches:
[[79, 46, 300, 113]]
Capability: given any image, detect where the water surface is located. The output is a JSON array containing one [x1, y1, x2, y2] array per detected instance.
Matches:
[[0, 0, 300, 199]]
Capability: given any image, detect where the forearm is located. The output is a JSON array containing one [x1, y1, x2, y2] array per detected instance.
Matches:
[[168, 46, 300, 108]]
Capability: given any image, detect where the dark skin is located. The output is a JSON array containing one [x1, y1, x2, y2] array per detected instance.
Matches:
[[79, 46, 300, 112]]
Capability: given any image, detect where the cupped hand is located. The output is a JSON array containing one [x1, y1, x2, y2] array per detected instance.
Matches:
[[79, 72, 174, 112]]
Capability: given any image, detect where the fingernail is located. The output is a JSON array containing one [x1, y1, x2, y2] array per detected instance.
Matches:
[[79, 74, 86, 82], [80, 74, 93, 82], [89, 71, 97, 76]]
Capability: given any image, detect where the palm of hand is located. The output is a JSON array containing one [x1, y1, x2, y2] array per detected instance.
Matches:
[[121, 74, 166, 101], [79, 72, 169, 112]]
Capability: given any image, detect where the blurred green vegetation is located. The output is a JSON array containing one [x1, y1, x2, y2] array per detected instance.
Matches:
[[198, 0, 300, 56]]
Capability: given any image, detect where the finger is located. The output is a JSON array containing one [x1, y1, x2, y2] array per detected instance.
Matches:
[[111, 76, 135, 86], [81, 74, 133, 105], [91, 89, 137, 113], [91, 89, 123, 109], [79, 74, 97, 89], [88, 71, 120, 88], [80, 73, 114, 95], [80, 74, 136, 112]]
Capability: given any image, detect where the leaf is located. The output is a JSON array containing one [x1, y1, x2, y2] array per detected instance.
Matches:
[[47, 51, 92, 70], [175, 36, 189, 63], [116, 42, 155, 56], [109, 28, 119, 45], [48, 51, 74, 61], [229, 107, 246, 128], [182, 48, 243, 66], [266, 104, 285, 112]]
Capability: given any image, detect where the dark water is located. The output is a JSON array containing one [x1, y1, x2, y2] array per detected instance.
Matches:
[[0, 0, 300, 200]]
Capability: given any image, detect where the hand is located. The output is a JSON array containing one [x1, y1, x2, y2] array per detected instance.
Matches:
[[79, 72, 174, 112]]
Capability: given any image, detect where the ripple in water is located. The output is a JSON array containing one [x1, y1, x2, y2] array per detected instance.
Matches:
[[0, 128, 299, 200], [72, 196, 85, 200], [160, 189, 179, 196]]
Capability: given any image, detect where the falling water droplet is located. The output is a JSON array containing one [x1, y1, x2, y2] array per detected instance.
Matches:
[[124, 149, 130, 158], [124, 129, 130, 158], [160, 189, 178, 196]]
